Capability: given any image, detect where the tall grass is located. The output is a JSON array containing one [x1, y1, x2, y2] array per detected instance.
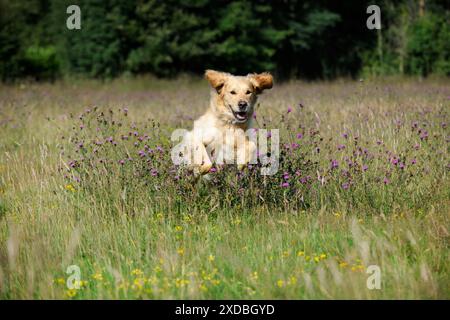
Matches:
[[0, 77, 448, 299]]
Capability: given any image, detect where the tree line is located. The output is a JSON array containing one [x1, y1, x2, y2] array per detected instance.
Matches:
[[0, 0, 448, 81]]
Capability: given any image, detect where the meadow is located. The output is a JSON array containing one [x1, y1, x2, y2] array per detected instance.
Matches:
[[0, 76, 448, 299]]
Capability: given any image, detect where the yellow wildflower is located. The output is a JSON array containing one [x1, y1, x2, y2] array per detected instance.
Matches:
[[210, 279, 220, 286], [131, 268, 143, 276], [65, 184, 76, 192], [351, 264, 365, 272], [297, 251, 305, 257], [154, 265, 162, 273], [320, 253, 327, 260], [276, 280, 284, 288], [288, 276, 297, 285], [175, 278, 190, 288], [132, 277, 145, 290], [339, 262, 348, 268], [208, 255, 215, 262], [282, 251, 290, 258], [175, 225, 183, 232], [54, 277, 65, 285], [73, 280, 88, 288], [250, 271, 258, 281], [92, 272, 103, 281], [65, 289, 77, 298], [177, 248, 184, 256]]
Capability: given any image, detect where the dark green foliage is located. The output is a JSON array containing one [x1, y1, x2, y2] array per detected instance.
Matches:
[[406, 13, 450, 76], [0, 0, 448, 80]]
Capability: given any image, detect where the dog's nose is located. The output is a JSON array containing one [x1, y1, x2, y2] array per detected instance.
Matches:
[[238, 101, 248, 110]]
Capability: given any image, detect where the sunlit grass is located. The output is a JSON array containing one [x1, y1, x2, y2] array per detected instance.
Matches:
[[0, 76, 448, 299]]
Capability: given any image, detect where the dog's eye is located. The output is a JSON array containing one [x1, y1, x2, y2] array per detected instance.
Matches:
[[230, 90, 236, 95], [246, 90, 251, 95]]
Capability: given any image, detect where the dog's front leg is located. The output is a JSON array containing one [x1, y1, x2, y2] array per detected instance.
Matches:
[[184, 131, 212, 176], [237, 138, 257, 171]]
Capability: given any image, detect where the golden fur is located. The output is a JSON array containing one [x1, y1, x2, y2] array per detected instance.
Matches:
[[182, 70, 273, 175]]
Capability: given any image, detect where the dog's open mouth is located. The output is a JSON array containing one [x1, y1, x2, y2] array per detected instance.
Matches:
[[229, 106, 248, 122]]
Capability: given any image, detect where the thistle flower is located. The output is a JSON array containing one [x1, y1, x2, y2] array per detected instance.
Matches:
[[330, 159, 339, 169]]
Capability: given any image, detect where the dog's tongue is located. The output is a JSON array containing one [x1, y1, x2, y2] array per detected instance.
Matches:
[[236, 112, 247, 120]]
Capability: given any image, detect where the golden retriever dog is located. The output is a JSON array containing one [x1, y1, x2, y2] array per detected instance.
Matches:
[[180, 70, 273, 176]]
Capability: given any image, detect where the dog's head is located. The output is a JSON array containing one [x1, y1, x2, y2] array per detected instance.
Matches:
[[205, 70, 273, 124]]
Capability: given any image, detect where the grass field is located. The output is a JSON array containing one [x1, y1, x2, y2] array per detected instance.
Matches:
[[0, 76, 448, 299]]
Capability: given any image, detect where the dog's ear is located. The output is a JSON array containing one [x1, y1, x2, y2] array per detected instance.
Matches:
[[205, 70, 228, 94], [248, 72, 273, 94]]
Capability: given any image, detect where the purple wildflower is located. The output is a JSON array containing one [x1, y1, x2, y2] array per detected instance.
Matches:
[[330, 159, 339, 169]]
